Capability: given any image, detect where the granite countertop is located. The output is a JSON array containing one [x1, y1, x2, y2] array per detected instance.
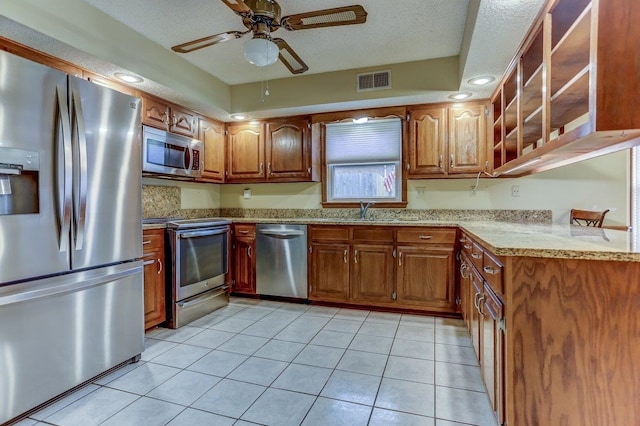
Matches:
[[143, 217, 640, 262]]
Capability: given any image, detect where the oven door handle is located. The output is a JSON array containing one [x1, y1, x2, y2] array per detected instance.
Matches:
[[179, 228, 228, 239]]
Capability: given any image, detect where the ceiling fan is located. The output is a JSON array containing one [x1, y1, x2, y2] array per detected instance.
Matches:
[[171, 0, 368, 74]]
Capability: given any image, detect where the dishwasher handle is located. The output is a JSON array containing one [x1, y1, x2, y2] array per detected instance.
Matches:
[[258, 229, 305, 239]]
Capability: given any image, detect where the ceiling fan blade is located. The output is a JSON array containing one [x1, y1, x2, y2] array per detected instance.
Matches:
[[220, 0, 252, 15], [171, 31, 247, 53], [280, 5, 367, 31], [273, 38, 309, 74]]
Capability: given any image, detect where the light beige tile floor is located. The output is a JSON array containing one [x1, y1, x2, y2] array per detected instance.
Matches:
[[16, 297, 498, 426]]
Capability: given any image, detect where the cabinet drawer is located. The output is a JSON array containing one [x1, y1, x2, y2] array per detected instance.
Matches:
[[470, 242, 484, 270], [483, 282, 503, 321], [396, 228, 456, 245], [482, 252, 504, 296], [310, 226, 349, 242], [142, 229, 164, 253], [352, 227, 394, 243], [460, 233, 473, 255], [234, 224, 256, 238]]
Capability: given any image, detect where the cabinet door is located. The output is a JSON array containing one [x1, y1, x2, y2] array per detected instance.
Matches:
[[469, 269, 483, 361], [169, 105, 198, 138], [199, 118, 226, 182], [227, 123, 265, 181], [396, 245, 456, 312], [408, 107, 446, 176], [448, 104, 487, 174], [482, 284, 505, 425], [309, 243, 350, 302], [265, 118, 311, 181], [233, 235, 256, 294], [141, 95, 169, 130], [351, 244, 394, 303], [142, 230, 165, 329], [459, 254, 472, 330]]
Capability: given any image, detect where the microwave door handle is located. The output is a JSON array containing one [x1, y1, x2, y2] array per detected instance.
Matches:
[[56, 86, 73, 253], [71, 87, 88, 251], [184, 146, 193, 174]]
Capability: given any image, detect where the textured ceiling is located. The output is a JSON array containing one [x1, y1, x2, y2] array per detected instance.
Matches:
[[84, 0, 470, 85], [0, 0, 546, 120]]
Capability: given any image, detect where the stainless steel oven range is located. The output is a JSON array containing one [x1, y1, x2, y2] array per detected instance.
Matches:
[[166, 218, 230, 328]]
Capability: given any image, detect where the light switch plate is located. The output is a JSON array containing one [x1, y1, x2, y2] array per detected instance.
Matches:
[[243, 188, 251, 199]]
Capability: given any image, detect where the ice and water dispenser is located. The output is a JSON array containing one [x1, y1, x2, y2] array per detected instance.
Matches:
[[0, 147, 39, 215]]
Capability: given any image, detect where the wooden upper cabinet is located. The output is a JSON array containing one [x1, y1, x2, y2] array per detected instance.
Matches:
[[199, 118, 226, 182], [227, 123, 265, 181], [141, 94, 198, 138], [408, 107, 446, 175], [265, 118, 312, 181], [448, 104, 487, 174], [142, 95, 170, 129], [169, 105, 198, 138], [407, 103, 489, 178]]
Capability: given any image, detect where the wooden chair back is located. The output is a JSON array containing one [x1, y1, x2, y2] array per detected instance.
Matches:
[[570, 209, 610, 227]]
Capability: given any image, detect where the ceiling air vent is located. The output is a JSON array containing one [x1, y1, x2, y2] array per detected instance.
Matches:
[[357, 70, 391, 92]]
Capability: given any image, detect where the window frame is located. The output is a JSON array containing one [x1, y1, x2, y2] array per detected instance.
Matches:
[[317, 107, 408, 207]]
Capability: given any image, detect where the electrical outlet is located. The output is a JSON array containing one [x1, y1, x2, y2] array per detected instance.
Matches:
[[243, 188, 251, 199], [511, 184, 520, 197]]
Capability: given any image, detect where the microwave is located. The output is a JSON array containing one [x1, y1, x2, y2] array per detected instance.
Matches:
[[142, 125, 202, 178]]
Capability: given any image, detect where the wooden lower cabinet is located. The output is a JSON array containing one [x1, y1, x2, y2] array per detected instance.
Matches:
[[309, 243, 350, 302], [231, 224, 256, 294], [142, 229, 165, 330], [351, 244, 394, 304], [396, 245, 455, 311], [308, 225, 457, 313]]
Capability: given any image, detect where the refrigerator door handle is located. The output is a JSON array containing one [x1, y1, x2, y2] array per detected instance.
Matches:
[[56, 85, 73, 253], [71, 88, 88, 251]]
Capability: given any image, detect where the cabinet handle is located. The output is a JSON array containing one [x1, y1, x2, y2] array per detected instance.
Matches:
[[238, 230, 249, 234], [463, 244, 472, 249], [142, 240, 151, 245], [458, 238, 466, 243], [471, 252, 481, 259], [406, 163, 410, 171], [483, 266, 499, 275], [343, 249, 348, 263], [450, 154, 454, 167], [418, 235, 433, 240], [354, 250, 358, 264], [259, 163, 264, 174], [172, 114, 177, 126], [439, 154, 443, 168], [398, 252, 403, 266], [157, 259, 163, 275], [473, 291, 481, 311], [162, 113, 170, 125], [268, 163, 272, 175], [307, 167, 312, 176], [478, 294, 486, 317], [247, 246, 252, 258], [460, 263, 469, 279]]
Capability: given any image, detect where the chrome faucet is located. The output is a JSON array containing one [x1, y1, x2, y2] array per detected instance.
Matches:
[[359, 201, 375, 220]]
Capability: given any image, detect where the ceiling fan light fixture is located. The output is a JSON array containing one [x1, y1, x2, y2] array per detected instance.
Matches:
[[243, 37, 279, 67]]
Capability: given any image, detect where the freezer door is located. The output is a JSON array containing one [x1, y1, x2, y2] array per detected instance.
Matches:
[[0, 51, 71, 284], [0, 262, 144, 424], [68, 76, 142, 270]]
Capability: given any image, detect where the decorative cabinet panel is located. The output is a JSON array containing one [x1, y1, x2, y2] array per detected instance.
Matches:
[[142, 229, 165, 330], [141, 94, 198, 138], [407, 103, 489, 178], [265, 118, 312, 181], [226, 123, 265, 181], [199, 118, 226, 182], [231, 224, 256, 294]]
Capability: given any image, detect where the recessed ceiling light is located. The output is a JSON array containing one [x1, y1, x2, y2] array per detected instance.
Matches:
[[449, 92, 472, 100], [114, 72, 143, 83], [352, 117, 369, 124], [468, 76, 495, 86], [230, 113, 247, 120]]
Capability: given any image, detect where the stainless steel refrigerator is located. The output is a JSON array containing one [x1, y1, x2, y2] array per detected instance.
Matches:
[[0, 50, 144, 424]]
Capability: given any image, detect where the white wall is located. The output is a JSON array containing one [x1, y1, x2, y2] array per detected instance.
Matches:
[[218, 150, 630, 226]]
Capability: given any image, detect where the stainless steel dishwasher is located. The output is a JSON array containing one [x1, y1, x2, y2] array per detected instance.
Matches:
[[256, 224, 308, 298]]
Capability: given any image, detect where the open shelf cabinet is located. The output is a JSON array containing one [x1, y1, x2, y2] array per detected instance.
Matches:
[[491, 0, 640, 177]]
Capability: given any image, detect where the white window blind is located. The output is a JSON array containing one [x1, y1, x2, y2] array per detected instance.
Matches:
[[326, 118, 402, 164], [325, 117, 402, 203]]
